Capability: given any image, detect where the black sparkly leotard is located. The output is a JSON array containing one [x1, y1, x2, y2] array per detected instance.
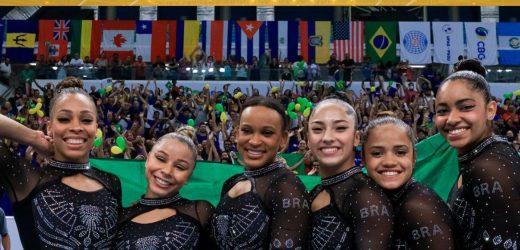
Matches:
[[114, 194, 215, 249], [212, 161, 310, 249], [309, 166, 394, 250], [449, 136, 520, 249], [388, 179, 459, 250], [0, 142, 122, 249]]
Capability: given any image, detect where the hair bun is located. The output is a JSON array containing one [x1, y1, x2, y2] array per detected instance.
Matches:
[[455, 59, 486, 78], [56, 77, 84, 92]]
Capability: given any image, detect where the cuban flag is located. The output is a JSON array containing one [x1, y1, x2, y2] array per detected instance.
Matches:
[[201, 21, 232, 62], [267, 21, 299, 62], [235, 21, 266, 63], [136, 20, 152, 62], [497, 23, 520, 65]]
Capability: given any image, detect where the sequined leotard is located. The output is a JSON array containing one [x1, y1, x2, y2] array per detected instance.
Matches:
[[449, 136, 520, 249], [114, 194, 215, 249], [212, 161, 310, 249], [388, 179, 458, 249], [309, 166, 394, 249], [0, 142, 121, 249]]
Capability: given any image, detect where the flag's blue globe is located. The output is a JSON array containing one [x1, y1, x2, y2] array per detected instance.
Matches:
[[373, 35, 390, 50]]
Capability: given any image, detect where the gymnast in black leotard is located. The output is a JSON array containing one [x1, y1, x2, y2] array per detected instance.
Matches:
[[363, 116, 459, 249], [435, 60, 520, 248], [0, 77, 121, 249], [114, 132, 214, 249], [307, 98, 394, 249], [211, 96, 310, 249]]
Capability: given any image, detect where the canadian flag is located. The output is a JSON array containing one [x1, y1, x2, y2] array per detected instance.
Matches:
[[91, 20, 136, 61]]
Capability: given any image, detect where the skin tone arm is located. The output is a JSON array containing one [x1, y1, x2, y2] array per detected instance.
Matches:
[[0, 114, 52, 157], [2, 233, 10, 250]]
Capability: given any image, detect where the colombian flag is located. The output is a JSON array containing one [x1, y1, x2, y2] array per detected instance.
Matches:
[[6, 20, 37, 63]]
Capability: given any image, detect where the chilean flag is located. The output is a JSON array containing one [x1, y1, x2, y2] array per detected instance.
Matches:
[[201, 21, 232, 62], [235, 21, 266, 63], [91, 20, 135, 61]]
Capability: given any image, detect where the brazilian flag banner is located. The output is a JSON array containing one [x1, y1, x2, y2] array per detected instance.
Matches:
[[92, 133, 458, 207], [365, 21, 398, 64], [91, 159, 321, 207]]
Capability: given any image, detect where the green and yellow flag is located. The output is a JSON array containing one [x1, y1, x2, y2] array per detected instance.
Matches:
[[70, 20, 93, 59], [365, 22, 398, 64]]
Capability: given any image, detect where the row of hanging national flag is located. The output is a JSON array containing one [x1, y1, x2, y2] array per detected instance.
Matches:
[[2, 20, 520, 66]]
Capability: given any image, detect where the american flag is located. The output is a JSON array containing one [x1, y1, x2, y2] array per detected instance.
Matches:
[[53, 20, 70, 41], [333, 21, 365, 63]]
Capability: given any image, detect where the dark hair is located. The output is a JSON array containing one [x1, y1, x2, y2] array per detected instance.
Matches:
[[441, 61, 492, 103], [456, 59, 486, 77], [50, 77, 96, 117], [241, 96, 289, 132], [362, 116, 417, 149]]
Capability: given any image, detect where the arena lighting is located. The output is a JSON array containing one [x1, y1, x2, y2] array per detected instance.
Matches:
[[29, 62, 36, 66], [409, 65, 426, 69], [52, 66, 58, 70], [186, 67, 191, 71], [202, 69, 206, 73], [497, 69, 503, 73], [505, 69, 512, 73], [219, 68, 225, 73], [193, 69, 199, 73], [209, 68, 214, 73], [79, 67, 84, 70], [487, 69, 492, 72]]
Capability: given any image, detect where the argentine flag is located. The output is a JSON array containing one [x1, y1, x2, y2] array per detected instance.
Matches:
[[497, 23, 520, 65]]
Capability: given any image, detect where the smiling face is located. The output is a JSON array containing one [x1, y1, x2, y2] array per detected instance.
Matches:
[[435, 79, 496, 154], [307, 102, 359, 177], [145, 139, 195, 198], [364, 124, 415, 190], [236, 105, 288, 170], [47, 94, 97, 163]]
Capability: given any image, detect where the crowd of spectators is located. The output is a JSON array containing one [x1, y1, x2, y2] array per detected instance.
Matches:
[[0, 53, 519, 176]]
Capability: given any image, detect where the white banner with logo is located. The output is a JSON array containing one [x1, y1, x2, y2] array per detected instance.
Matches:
[[399, 22, 432, 64], [432, 22, 465, 64], [464, 22, 498, 66]]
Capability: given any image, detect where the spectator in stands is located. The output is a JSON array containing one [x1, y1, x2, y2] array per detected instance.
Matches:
[[166, 57, 179, 81], [120, 56, 132, 80], [152, 56, 166, 80], [235, 57, 248, 81], [133, 55, 146, 80], [69, 53, 84, 69], [18, 64, 35, 95], [110, 53, 122, 79], [308, 58, 320, 81], [55, 56, 68, 80], [249, 56, 261, 81], [341, 54, 355, 84], [94, 52, 108, 79], [0, 207, 9, 250], [327, 53, 340, 81], [0, 58, 11, 87], [269, 57, 280, 81], [280, 58, 292, 81]]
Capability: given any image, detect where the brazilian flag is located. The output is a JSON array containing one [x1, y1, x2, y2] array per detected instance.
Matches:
[[91, 133, 459, 207], [365, 22, 398, 64]]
